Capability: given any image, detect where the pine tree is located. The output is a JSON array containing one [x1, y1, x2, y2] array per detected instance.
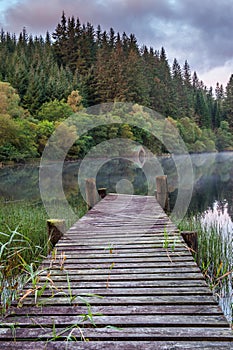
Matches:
[[192, 71, 199, 90], [76, 22, 96, 76], [182, 60, 194, 117], [125, 48, 149, 104], [94, 31, 112, 103], [194, 90, 211, 128], [171, 58, 185, 118], [8, 51, 29, 100], [63, 16, 79, 73], [212, 82, 224, 128], [109, 28, 116, 48], [224, 74, 233, 127], [52, 11, 68, 67]]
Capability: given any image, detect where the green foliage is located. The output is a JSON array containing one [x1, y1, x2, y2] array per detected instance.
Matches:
[[0, 82, 25, 118], [37, 99, 73, 122], [0, 114, 20, 146], [0, 14, 233, 162], [200, 128, 217, 152], [46, 122, 78, 159], [0, 115, 38, 161], [34, 120, 54, 155], [177, 117, 216, 153], [0, 143, 23, 161], [216, 121, 233, 151]]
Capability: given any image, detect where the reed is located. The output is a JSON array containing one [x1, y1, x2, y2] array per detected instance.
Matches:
[[178, 201, 232, 322], [0, 196, 87, 314]]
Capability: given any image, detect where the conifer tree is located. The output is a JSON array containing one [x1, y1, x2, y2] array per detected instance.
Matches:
[[125, 48, 149, 104], [223, 74, 233, 127], [182, 60, 194, 117], [194, 90, 211, 128], [213, 82, 224, 128], [52, 11, 68, 67], [171, 58, 185, 118]]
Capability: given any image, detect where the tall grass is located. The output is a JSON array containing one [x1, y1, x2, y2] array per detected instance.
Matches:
[[0, 200, 48, 249], [0, 201, 48, 313], [178, 201, 232, 322], [0, 196, 87, 314]]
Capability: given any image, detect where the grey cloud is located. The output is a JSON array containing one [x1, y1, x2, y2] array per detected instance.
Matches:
[[171, 0, 233, 69], [1, 0, 233, 78]]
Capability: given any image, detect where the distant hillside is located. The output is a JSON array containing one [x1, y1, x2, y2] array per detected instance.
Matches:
[[0, 12, 233, 162]]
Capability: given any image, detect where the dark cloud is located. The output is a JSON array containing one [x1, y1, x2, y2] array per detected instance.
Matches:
[[171, 0, 233, 68], [0, 0, 232, 86]]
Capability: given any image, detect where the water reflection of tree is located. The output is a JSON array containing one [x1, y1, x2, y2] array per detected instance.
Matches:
[[178, 152, 233, 219], [96, 158, 148, 195]]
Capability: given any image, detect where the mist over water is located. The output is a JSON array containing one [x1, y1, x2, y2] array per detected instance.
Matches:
[[1, 152, 233, 217], [186, 152, 233, 217]]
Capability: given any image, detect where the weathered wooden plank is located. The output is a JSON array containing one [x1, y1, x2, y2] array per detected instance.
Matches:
[[28, 280, 210, 289], [42, 257, 198, 264], [3, 314, 228, 327], [65, 228, 178, 235], [58, 240, 184, 247], [0, 341, 231, 350], [0, 327, 232, 341], [21, 287, 213, 298], [68, 224, 176, 229], [18, 295, 218, 306], [55, 243, 187, 249], [57, 248, 193, 253], [65, 230, 179, 236], [70, 218, 174, 224], [1, 341, 232, 350], [42, 261, 198, 268], [7, 304, 224, 316], [39, 267, 201, 275], [45, 249, 195, 257], [38, 273, 206, 282]]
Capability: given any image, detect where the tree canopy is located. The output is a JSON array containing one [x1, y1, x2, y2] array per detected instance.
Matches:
[[0, 13, 233, 162]]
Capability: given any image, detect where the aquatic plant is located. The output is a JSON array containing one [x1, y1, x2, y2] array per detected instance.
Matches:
[[178, 200, 233, 322], [0, 197, 87, 314]]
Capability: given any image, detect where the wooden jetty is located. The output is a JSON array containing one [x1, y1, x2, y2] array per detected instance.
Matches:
[[0, 194, 232, 349]]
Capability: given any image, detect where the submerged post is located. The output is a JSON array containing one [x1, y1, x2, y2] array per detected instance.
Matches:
[[181, 231, 198, 256], [98, 187, 107, 199], [85, 178, 99, 209], [156, 175, 169, 212], [47, 219, 65, 248]]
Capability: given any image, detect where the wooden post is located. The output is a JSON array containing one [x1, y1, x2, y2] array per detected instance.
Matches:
[[47, 219, 65, 248], [98, 187, 107, 199], [181, 231, 198, 256], [156, 175, 169, 212], [85, 178, 98, 209]]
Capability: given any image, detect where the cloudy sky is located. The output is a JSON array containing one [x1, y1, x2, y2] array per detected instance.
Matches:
[[0, 0, 232, 88]]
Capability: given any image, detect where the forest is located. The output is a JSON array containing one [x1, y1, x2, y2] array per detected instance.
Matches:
[[0, 12, 233, 162]]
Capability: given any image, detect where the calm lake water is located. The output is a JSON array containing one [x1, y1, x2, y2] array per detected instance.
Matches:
[[0, 151, 232, 320], [1, 152, 233, 215], [1, 152, 233, 236]]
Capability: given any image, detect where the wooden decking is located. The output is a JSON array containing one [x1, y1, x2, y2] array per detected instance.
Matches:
[[0, 194, 232, 349]]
